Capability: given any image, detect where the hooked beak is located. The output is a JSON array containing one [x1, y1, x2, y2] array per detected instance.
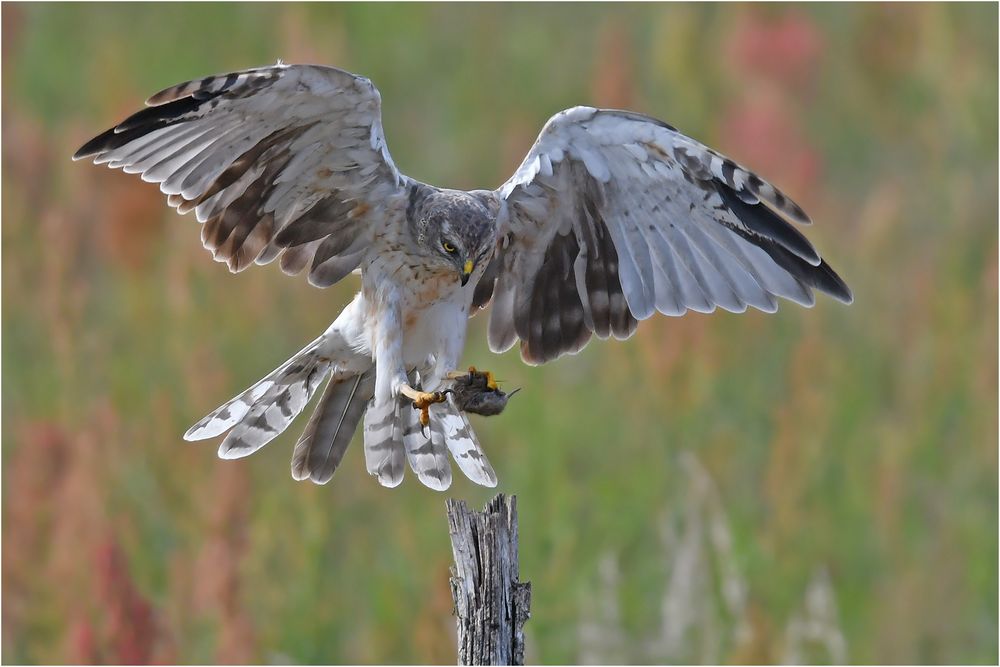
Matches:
[[460, 259, 474, 286]]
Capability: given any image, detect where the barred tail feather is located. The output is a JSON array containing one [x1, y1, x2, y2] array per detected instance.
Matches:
[[184, 336, 325, 441], [434, 396, 497, 488], [402, 404, 452, 491], [291, 371, 375, 484], [363, 396, 406, 487], [217, 353, 331, 459]]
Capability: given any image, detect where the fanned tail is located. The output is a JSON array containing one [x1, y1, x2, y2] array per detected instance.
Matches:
[[188, 348, 500, 489]]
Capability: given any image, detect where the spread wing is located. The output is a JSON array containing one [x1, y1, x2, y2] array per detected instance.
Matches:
[[485, 107, 853, 365], [74, 63, 407, 287]]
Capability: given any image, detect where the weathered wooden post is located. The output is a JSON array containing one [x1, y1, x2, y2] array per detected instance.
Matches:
[[445, 494, 532, 665]]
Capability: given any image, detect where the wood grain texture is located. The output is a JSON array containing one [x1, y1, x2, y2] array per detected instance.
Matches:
[[446, 494, 531, 665]]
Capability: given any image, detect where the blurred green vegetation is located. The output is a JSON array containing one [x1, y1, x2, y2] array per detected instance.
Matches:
[[2, 3, 996, 664]]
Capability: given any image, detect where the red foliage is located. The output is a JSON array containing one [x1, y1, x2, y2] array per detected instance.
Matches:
[[718, 93, 821, 198], [192, 464, 257, 663], [68, 615, 100, 664], [725, 9, 825, 93], [2, 423, 72, 652], [3, 417, 175, 664], [718, 9, 827, 200], [92, 537, 160, 664], [591, 20, 636, 110], [63, 537, 171, 664]]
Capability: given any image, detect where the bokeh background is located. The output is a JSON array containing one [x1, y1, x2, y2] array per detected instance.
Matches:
[[3, 3, 997, 664]]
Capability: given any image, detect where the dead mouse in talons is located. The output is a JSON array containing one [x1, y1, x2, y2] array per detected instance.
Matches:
[[446, 367, 520, 417]]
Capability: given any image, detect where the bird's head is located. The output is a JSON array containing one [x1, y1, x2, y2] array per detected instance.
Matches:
[[415, 190, 497, 285]]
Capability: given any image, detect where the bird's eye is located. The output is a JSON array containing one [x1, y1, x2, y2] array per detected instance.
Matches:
[[442, 241, 457, 253]]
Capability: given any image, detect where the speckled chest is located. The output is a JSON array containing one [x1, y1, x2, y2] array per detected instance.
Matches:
[[398, 262, 465, 326], [361, 233, 469, 328]]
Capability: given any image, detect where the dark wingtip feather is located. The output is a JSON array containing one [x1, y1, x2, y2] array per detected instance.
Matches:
[[717, 183, 821, 266], [72, 127, 116, 160], [722, 213, 853, 306], [817, 260, 854, 304], [116, 95, 202, 132], [769, 243, 853, 305], [73, 94, 206, 161], [73, 119, 174, 161]]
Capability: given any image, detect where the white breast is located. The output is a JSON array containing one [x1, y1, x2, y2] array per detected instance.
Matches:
[[400, 297, 468, 367], [360, 244, 479, 374]]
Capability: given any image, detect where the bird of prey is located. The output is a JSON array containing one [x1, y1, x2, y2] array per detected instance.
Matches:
[[74, 63, 852, 490]]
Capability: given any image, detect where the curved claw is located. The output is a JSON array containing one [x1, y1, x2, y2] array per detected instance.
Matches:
[[399, 385, 448, 427]]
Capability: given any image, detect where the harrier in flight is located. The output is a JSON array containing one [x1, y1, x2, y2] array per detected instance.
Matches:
[[75, 63, 852, 490]]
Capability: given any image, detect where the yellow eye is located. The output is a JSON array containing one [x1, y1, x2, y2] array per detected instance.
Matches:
[[442, 241, 456, 253]]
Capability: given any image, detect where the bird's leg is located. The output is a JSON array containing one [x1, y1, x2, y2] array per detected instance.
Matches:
[[399, 383, 448, 426], [446, 366, 499, 391], [372, 298, 447, 427]]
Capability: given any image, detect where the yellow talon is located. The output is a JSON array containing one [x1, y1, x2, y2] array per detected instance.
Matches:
[[412, 390, 446, 426], [400, 385, 448, 427]]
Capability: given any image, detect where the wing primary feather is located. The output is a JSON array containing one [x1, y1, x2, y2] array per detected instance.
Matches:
[[740, 236, 852, 305], [115, 95, 204, 134], [716, 184, 820, 266], [694, 218, 780, 312], [117, 123, 211, 171], [681, 222, 774, 313], [677, 224, 747, 313]]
